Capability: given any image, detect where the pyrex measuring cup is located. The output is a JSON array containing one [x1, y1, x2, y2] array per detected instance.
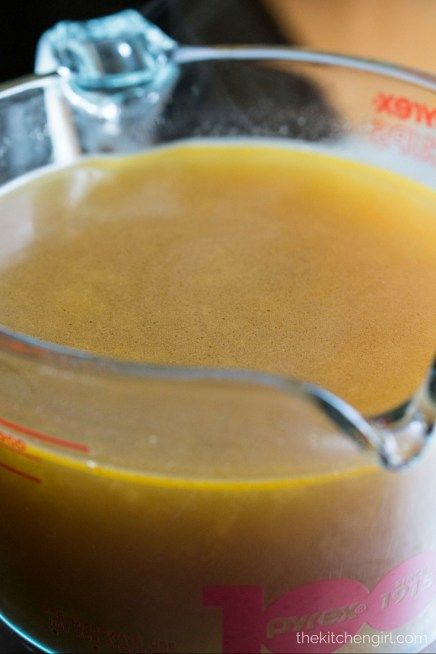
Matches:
[[0, 10, 435, 654]]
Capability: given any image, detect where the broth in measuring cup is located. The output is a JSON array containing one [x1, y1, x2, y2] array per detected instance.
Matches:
[[0, 142, 435, 652]]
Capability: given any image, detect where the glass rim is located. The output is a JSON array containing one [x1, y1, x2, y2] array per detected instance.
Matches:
[[1, 45, 435, 96], [0, 46, 434, 392]]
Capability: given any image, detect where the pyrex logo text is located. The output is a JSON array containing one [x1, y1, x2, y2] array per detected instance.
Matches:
[[373, 92, 436, 127], [203, 552, 436, 654]]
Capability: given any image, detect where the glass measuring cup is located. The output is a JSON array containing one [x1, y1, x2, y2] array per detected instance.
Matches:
[[0, 10, 435, 654]]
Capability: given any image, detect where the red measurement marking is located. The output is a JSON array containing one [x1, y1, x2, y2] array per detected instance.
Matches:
[[0, 440, 40, 462], [0, 430, 26, 453], [0, 461, 41, 483], [0, 416, 89, 453], [373, 92, 436, 127]]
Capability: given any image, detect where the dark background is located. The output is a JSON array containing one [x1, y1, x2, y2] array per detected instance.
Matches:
[[0, 0, 294, 82]]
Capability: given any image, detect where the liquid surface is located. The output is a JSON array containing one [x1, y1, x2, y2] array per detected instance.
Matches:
[[0, 143, 434, 414]]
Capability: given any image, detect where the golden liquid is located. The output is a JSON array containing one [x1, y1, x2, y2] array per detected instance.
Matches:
[[0, 144, 435, 412], [0, 143, 435, 653]]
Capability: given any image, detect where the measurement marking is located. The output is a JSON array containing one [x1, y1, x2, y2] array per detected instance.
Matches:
[[0, 441, 41, 462], [0, 416, 89, 453], [0, 461, 41, 483]]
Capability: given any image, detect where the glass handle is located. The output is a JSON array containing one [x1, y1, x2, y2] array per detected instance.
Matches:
[[33, 10, 179, 162], [35, 9, 177, 91]]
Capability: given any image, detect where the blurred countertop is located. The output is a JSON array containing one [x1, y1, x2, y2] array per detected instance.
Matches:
[[267, 0, 436, 73]]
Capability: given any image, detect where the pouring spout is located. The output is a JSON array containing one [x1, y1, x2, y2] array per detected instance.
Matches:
[[314, 358, 436, 471], [367, 358, 436, 470]]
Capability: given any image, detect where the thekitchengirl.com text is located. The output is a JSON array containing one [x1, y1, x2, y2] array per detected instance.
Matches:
[[296, 630, 428, 648]]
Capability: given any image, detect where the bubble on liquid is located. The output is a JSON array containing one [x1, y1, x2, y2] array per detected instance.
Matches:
[[148, 434, 158, 447]]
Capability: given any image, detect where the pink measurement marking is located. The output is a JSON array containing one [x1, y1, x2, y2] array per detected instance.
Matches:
[[0, 415, 89, 453]]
